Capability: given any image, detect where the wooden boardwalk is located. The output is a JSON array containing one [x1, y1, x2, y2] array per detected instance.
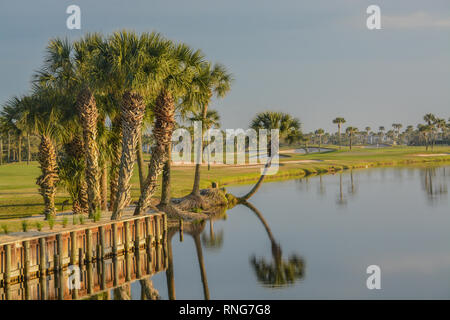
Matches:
[[0, 213, 168, 300]]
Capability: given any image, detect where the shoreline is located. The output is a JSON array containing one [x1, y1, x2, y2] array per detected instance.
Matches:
[[1, 147, 450, 229]]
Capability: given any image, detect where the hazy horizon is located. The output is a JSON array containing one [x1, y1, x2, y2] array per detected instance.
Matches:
[[0, 0, 449, 133]]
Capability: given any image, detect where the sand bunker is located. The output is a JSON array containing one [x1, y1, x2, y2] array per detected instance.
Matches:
[[413, 153, 450, 157]]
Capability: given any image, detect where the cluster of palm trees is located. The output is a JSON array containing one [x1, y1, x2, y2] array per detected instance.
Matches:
[[0, 30, 232, 220], [325, 115, 449, 150]]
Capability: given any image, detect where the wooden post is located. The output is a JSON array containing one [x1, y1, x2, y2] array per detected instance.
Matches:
[[58, 268, 64, 300], [24, 241, 31, 300], [162, 215, 168, 267], [87, 262, 93, 295], [5, 244, 11, 285], [145, 217, 153, 256], [113, 257, 119, 287], [56, 234, 63, 270], [39, 270, 47, 300], [124, 221, 130, 253], [78, 248, 83, 266], [112, 223, 118, 256], [39, 238, 46, 276], [155, 216, 161, 243], [101, 259, 107, 291], [86, 229, 92, 262], [99, 226, 105, 260], [70, 232, 77, 265], [135, 219, 141, 250]]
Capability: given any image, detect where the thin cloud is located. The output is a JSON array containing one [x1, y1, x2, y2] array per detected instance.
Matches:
[[383, 12, 450, 29]]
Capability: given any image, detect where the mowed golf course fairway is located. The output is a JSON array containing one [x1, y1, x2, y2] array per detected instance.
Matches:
[[0, 145, 449, 225]]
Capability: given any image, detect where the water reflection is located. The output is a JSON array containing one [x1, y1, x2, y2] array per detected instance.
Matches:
[[2, 165, 450, 300], [243, 202, 304, 288], [421, 167, 448, 204]]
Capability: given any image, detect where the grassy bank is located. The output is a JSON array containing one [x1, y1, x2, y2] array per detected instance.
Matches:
[[0, 145, 449, 230]]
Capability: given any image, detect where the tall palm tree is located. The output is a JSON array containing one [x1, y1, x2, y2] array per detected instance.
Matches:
[[188, 63, 232, 198], [36, 35, 104, 217], [108, 31, 163, 219], [314, 128, 324, 150], [418, 124, 431, 150], [378, 126, 385, 144], [19, 89, 64, 219], [0, 98, 23, 162], [423, 114, 436, 150], [242, 112, 301, 202], [134, 39, 206, 216], [189, 109, 221, 171], [346, 127, 358, 150], [392, 123, 402, 144], [435, 118, 447, 143], [251, 111, 301, 155], [332, 117, 346, 149]]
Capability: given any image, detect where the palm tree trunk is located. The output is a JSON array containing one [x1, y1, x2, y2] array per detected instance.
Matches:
[[349, 135, 353, 150], [0, 137, 3, 165], [338, 125, 341, 149], [18, 135, 22, 163], [111, 91, 146, 220], [7, 132, 10, 163], [109, 117, 122, 211], [79, 180, 89, 215], [27, 133, 31, 164], [36, 135, 58, 220], [77, 87, 101, 217], [101, 162, 108, 211], [136, 130, 145, 193], [191, 105, 208, 196], [160, 142, 172, 206], [134, 90, 175, 216], [238, 156, 274, 202]]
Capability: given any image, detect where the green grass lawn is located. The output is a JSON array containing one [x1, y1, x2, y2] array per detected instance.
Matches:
[[0, 145, 449, 226]]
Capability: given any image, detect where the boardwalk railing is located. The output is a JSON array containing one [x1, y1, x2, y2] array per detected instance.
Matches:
[[0, 213, 168, 300]]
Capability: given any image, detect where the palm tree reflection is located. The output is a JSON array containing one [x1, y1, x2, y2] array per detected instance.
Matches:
[[243, 201, 304, 288], [421, 167, 448, 204], [201, 209, 227, 250], [337, 172, 347, 206]]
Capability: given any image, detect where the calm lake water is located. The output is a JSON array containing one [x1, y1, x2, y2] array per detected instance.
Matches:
[[3, 165, 449, 300], [146, 165, 450, 300]]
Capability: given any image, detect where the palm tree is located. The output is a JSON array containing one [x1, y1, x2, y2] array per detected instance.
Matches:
[[241, 112, 301, 202], [36, 35, 104, 217], [392, 123, 402, 144], [378, 126, 385, 144], [332, 117, 346, 149], [188, 63, 232, 199], [346, 127, 358, 150], [19, 89, 64, 219], [435, 118, 447, 143], [251, 111, 301, 155], [314, 128, 324, 150], [424, 114, 436, 150], [189, 109, 221, 171], [418, 124, 431, 150], [108, 31, 165, 219], [365, 127, 371, 144], [0, 98, 23, 163], [133, 40, 207, 216]]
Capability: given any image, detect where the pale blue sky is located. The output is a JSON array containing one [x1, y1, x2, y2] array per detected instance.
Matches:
[[0, 0, 449, 132]]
